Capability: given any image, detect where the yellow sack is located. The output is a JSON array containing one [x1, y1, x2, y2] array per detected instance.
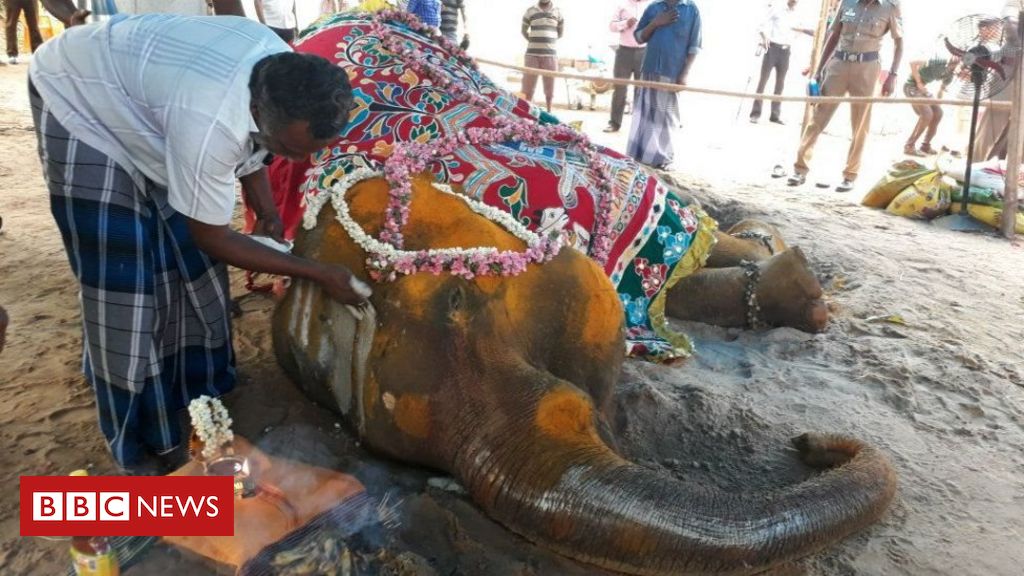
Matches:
[[863, 160, 933, 208], [950, 203, 1024, 233], [885, 172, 951, 220]]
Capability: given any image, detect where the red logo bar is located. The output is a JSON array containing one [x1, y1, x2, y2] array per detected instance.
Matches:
[[20, 476, 235, 536]]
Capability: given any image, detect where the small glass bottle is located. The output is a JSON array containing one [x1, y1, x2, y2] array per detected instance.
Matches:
[[69, 470, 120, 576]]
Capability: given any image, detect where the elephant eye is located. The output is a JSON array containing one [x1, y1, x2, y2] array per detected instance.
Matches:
[[448, 285, 464, 312]]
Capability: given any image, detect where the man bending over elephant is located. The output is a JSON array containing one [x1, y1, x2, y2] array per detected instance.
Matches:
[[29, 12, 369, 474], [260, 11, 827, 364]]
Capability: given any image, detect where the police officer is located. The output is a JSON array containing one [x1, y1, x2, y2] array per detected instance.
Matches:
[[788, 0, 903, 192]]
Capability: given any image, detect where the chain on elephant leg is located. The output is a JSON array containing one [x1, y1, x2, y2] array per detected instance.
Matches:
[[740, 259, 768, 331], [732, 230, 778, 256]]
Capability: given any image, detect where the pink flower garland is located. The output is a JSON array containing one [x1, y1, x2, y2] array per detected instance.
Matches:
[[361, 10, 616, 282]]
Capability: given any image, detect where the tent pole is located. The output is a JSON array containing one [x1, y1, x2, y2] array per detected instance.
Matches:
[[1001, 7, 1024, 239], [800, 0, 833, 134]]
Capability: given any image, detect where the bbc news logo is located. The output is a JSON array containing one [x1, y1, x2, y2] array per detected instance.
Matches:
[[21, 476, 235, 536]]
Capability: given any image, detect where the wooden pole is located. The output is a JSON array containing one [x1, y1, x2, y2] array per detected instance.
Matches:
[[800, 0, 834, 135], [1002, 8, 1024, 239]]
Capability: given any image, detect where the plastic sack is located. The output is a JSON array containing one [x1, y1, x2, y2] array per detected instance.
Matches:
[[885, 172, 952, 220], [942, 157, 1019, 191], [863, 160, 934, 208], [949, 203, 1024, 233], [949, 185, 1006, 209]]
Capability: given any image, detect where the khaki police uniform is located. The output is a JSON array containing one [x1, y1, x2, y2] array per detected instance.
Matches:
[[795, 0, 903, 181]]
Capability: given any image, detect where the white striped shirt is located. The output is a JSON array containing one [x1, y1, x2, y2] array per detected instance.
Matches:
[[29, 14, 289, 225], [523, 4, 564, 56]]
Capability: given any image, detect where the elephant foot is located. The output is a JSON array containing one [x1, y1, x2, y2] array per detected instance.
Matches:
[[666, 247, 828, 333], [756, 247, 828, 333]]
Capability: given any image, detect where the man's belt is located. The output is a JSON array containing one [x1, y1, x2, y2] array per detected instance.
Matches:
[[769, 41, 791, 50], [834, 50, 880, 63]]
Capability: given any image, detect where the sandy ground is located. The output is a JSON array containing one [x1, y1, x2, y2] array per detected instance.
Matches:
[[2, 56, 1024, 576]]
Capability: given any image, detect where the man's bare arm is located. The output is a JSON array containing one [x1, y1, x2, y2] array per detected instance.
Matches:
[[883, 37, 904, 97], [40, 0, 89, 26], [211, 0, 247, 17], [250, 0, 267, 23], [813, 21, 842, 79]]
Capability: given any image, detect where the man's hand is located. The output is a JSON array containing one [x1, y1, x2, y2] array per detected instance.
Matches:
[[313, 264, 373, 305], [652, 9, 678, 28], [69, 9, 90, 26], [626, 17, 637, 28], [882, 74, 896, 97], [40, 1, 90, 27], [252, 212, 285, 243], [677, 75, 688, 86]]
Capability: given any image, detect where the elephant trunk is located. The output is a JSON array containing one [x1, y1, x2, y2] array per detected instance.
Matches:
[[450, 377, 896, 576]]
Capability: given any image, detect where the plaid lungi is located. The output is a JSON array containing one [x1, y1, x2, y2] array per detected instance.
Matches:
[[30, 83, 236, 467], [626, 74, 681, 169]]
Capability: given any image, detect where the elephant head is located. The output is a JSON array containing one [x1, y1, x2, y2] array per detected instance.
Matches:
[[272, 175, 896, 575]]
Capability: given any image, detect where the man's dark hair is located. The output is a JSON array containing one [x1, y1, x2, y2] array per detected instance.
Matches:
[[249, 52, 353, 140]]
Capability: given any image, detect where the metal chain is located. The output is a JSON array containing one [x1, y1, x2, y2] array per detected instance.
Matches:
[[739, 259, 767, 330], [731, 230, 776, 255]]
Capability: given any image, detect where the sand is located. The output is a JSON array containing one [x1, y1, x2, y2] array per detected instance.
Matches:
[[2, 59, 1024, 576]]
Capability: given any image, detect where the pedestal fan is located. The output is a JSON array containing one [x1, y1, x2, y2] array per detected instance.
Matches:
[[935, 14, 1019, 231]]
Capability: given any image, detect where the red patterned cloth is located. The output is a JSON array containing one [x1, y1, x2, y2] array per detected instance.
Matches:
[[257, 13, 717, 362]]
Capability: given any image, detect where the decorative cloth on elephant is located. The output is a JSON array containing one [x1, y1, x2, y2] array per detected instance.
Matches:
[[267, 12, 717, 362]]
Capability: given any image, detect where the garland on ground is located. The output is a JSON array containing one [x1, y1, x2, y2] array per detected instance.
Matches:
[[316, 10, 618, 282], [187, 396, 234, 460]]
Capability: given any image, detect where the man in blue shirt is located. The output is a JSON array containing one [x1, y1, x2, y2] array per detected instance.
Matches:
[[406, 0, 441, 28], [626, 0, 702, 170]]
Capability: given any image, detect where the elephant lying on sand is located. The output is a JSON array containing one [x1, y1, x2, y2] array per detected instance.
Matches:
[[264, 13, 828, 365], [272, 174, 896, 576], [268, 13, 895, 575]]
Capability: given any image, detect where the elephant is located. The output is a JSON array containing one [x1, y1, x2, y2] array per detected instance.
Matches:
[[262, 13, 828, 364], [263, 14, 895, 574], [271, 174, 896, 576]]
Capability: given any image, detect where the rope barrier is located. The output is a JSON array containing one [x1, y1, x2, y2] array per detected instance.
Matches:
[[475, 58, 1012, 110]]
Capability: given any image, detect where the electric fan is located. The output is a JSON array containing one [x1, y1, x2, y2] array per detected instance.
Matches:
[[936, 14, 1020, 231]]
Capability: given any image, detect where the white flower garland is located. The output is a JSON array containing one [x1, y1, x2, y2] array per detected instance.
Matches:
[[187, 395, 234, 460], [303, 168, 561, 269]]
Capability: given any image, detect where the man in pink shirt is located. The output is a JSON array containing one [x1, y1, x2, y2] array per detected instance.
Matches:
[[605, 0, 650, 133]]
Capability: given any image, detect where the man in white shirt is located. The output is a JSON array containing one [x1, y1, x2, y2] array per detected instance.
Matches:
[[749, 0, 813, 124], [252, 0, 297, 42], [28, 12, 368, 474]]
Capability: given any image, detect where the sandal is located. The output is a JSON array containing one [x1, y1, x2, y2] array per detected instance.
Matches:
[[787, 173, 806, 186], [904, 145, 925, 157], [771, 165, 787, 178], [920, 144, 938, 155]]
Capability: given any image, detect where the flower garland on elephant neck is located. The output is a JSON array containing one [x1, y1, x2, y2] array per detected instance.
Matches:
[[345, 10, 615, 281], [325, 169, 563, 281]]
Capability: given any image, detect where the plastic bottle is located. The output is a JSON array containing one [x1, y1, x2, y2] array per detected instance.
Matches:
[[69, 470, 120, 576], [808, 79, 821, 97]]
